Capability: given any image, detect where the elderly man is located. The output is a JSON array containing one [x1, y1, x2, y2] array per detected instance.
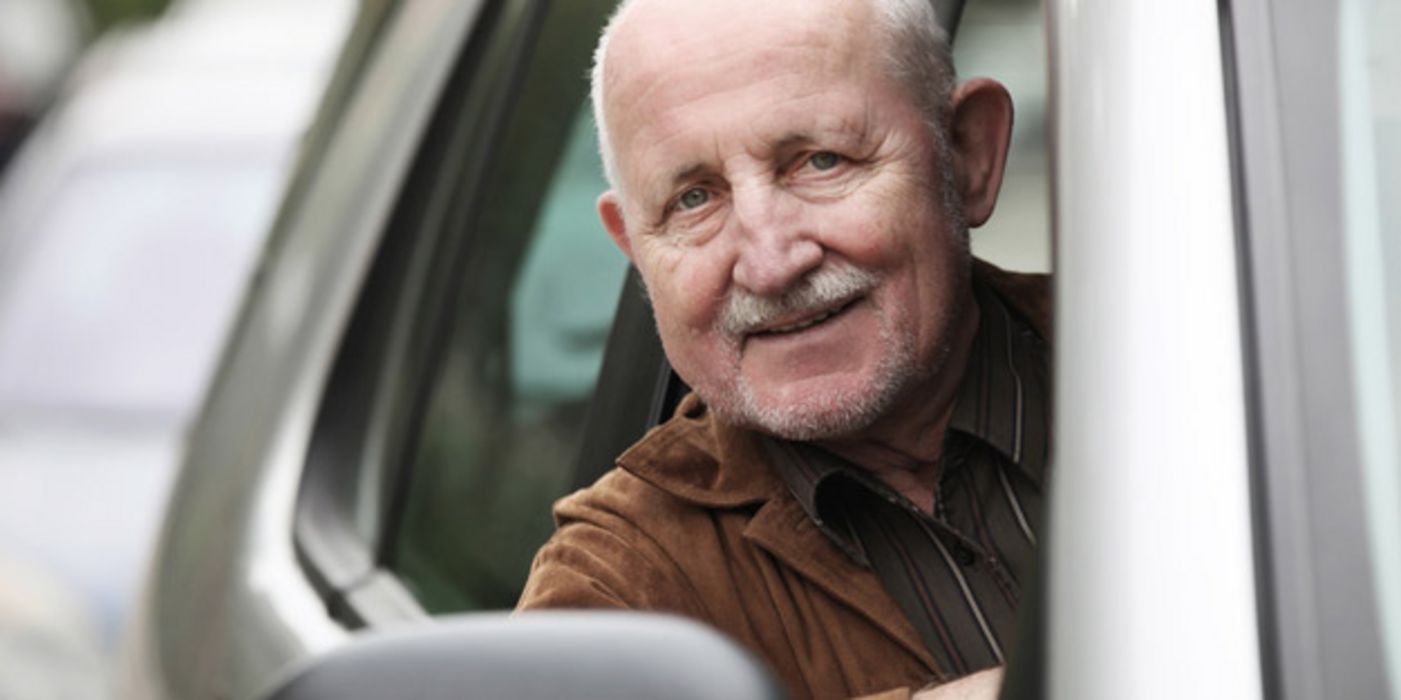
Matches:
[[518, 0, 1048, 698]]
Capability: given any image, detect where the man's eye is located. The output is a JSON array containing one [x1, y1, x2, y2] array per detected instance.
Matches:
[[677, 187, 710, 210], [808, 151, 842, 171]]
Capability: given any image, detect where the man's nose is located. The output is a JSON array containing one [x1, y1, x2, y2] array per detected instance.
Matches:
[[730, 189, 823, 296]]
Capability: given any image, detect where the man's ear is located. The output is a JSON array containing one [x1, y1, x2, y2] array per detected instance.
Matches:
[[598, 190, 634, 261], [947, 77, 1014, 228]]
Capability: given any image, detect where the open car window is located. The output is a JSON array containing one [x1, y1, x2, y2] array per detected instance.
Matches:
[[388, 103, 626, 611], [292, 0, 1051, 642], [293, 0, 626, 623], [372, 0, 1053, 617]]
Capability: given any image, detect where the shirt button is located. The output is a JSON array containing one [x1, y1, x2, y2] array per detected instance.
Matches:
[[953, 546, 977, 567]]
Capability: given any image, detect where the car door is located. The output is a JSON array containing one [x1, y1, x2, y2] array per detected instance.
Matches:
[[1021, 0, 1401, 698]]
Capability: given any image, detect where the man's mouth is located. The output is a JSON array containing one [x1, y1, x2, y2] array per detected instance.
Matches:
[[753, 298, 858, 337]]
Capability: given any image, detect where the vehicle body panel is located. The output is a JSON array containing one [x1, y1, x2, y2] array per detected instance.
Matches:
[[1047, 0, 1261, 697]]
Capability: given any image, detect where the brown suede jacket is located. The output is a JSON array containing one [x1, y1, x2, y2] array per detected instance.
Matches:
[[517, 262, 1051, 700]]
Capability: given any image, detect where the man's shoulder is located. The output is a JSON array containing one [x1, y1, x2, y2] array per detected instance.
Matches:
[[574, 395, 780, 511], [973, 257, 1052, 341], [524, 447, 722, 615], [530, 401, 779, 611], [555, 464, 680, 520]]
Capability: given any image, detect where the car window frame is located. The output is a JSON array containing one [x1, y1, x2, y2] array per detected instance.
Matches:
[[289, 0, 1064, 666], [130, 0, 501, 694], [1225, 0, 1394, 697], [314, 0, 1031, 637], [1041, 0, 1264, 695], [291, 0, 658, 628], [375, 0, 636, 614], [293, 0, 549, 628], [1006, 1, 1395, 697]]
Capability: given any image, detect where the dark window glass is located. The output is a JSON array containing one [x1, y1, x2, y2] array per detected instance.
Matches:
[[387, 0, 624, 612], [392, 105, 625, 611]]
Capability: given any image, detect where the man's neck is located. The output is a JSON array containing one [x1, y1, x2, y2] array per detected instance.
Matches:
[[815, 293, 981, 514]]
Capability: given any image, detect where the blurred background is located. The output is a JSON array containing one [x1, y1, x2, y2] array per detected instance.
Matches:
[[0, 0, 353, 695]]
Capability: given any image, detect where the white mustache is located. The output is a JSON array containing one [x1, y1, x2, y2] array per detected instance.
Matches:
[[719, 263, 879, 335]]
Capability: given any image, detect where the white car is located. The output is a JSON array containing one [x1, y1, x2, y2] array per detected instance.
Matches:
[[123, 0, 1401, 698], [0, 0, 353, 647]]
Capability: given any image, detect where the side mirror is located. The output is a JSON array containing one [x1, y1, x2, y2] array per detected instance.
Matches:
[[262, 611, 787, 700]]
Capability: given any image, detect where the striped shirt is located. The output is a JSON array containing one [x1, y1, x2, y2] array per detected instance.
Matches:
[[765, 276, 1050, 678]]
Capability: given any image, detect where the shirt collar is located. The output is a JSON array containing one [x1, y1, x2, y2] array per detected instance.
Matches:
[[946, 273, 1051, 487]]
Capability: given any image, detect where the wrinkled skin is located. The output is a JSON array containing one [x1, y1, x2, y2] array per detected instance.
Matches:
[[597, 0, 1013, 504]]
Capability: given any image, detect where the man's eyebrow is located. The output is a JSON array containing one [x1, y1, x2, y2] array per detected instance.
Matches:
[[773, 122, 865, 153], [773, 132, 817, 152], [666, 162, 710, 189]]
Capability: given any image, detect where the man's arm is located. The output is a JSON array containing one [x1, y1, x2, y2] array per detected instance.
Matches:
[[517, 521, 699, 613], [518, 472, 999, 700], [515, 473, 708, 616], [523, 525, 1004, 700], [911, 668, 1004, 700], [846, 668, 1002, 700]]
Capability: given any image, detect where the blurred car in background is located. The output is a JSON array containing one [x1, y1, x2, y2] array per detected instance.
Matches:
[[0, 0, 89, 169], [0, 552, 108, 699], [0, 0, 354, 657]]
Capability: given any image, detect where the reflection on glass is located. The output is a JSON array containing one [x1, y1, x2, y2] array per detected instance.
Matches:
[[1340, 0, 1401, 691], [392, 107, 626, 612], [509, 114, 629, 420]]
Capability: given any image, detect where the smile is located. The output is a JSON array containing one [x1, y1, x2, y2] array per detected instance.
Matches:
[[755, 299, 858, 336]]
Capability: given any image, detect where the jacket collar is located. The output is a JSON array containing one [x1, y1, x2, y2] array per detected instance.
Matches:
[[618, 400, 937, 668], [617, 393, 781, 508]]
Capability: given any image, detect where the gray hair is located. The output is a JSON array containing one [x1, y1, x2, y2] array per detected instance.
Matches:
[[589, 0, 957, 191]]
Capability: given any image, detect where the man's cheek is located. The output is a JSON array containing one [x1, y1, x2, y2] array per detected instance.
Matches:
[[662, 265, 728, 324], [637, 241, 689, 286]]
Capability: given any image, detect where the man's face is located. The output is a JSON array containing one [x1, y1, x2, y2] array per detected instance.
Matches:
[[599, 0, 975, 440]]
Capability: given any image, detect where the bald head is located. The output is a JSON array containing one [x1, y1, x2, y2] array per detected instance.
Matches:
[[590, 0, 955, 193]]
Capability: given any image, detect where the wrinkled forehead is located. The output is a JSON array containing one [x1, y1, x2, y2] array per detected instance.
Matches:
[[599, 0, 886, 125]]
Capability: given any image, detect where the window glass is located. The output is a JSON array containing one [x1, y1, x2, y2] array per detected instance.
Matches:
[[508, 114, 626, 420], [390, 102, 626, 611], [1340, 0, 1401, 689]]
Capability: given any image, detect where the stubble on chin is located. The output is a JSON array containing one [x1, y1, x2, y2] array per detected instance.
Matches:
[[681, 188, 974, 441], [700, 267, 973, 443], [704, 304, 921, 442]]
